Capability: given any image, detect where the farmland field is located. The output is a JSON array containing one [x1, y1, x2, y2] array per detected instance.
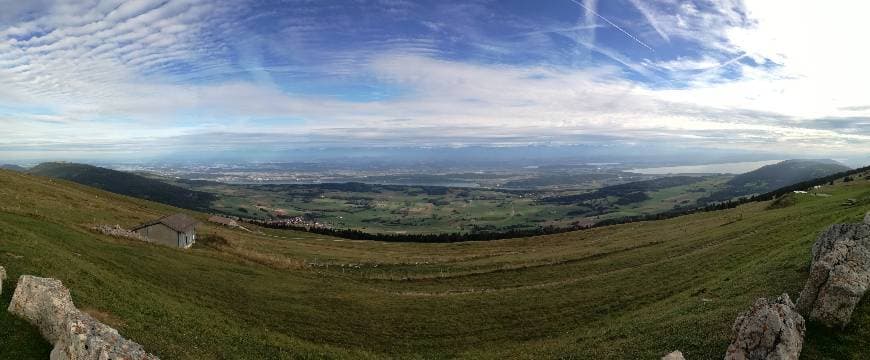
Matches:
[[184, 176, 731, 234], [3, 169, 870, 358]]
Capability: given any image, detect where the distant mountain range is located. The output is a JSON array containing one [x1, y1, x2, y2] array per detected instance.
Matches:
[[28, 162, 216, 211]]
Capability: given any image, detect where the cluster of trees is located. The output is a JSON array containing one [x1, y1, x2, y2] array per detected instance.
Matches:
[[244, 219, 589, 243]]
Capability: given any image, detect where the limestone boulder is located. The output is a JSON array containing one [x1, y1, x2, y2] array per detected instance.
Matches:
[[662, 350, 686, 360], [50, 313, 158, 360], [7, 275, 78, 343], [92, 224, 150, 242], [796, 222, 870, 328], [724, 294, 805, 360], [8, 275, 158, 360]]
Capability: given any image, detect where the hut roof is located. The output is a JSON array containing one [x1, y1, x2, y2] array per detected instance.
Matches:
[[133, 213, 199, 233]]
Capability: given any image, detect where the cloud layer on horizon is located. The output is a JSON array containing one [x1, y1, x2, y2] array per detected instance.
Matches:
[[1, 0, 869, 161]]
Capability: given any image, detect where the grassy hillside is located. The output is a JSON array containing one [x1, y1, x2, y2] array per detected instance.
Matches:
[[700, 159, 851, 204], [2, 169, 870, 358], [28, 162, 216, 211], [0, 164, 26, 172]]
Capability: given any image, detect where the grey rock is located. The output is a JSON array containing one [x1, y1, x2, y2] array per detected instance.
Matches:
[[864, 211, 870, 224], [662, 350, 686, 360], [796, 223, 870, 328], [8, 275, 158, 360], [92, 224, 150, 242], [50, 312, 158, 360], [724, 294, 805, 360], [8, 275, 78, 343]]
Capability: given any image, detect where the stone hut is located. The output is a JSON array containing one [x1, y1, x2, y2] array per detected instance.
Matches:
[[132, 213, 198, 249]]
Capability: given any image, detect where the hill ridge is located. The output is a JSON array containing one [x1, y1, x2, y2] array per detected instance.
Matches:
[[28, 162, 216, 211]]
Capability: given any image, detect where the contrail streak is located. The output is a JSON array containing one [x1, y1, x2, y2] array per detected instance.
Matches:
[[698, 53, 748, 75], [569, 0, 654, 52], [511, 24, 601, 38], [627, 0, 670, 42]]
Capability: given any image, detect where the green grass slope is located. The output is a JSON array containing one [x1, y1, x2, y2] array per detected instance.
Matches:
[[28, 162, 216, 211], [0, 164, 26, 172], [1, 169, 870, 358]]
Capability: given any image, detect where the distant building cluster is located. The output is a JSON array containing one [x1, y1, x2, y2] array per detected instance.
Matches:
[[243, 216, 327, 230]]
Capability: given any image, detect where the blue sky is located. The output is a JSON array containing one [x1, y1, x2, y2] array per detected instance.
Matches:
[[1, 0, 869, 162]]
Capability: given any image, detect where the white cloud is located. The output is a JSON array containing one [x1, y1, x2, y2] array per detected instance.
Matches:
[[1, 0, 870, 160], [627, 0, 670, 42], [657, 0, 870, 120]]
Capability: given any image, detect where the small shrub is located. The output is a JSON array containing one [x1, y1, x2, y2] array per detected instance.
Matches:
[[767, 194, 797, 210], [198, 234, 229, 247]]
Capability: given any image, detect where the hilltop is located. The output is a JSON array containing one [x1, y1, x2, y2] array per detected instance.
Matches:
[[700, 159, 851, 204], [729, 159, 850, 190], [2, 168, 870, 358], [28, 162, 216, 211]]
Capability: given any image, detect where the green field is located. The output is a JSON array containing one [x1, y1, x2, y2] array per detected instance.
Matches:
[[2, 169, 870, 358], [188, 176, 730, 234]]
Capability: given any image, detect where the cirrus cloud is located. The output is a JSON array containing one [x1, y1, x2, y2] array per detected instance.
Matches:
[[0, 0, 868, 162]]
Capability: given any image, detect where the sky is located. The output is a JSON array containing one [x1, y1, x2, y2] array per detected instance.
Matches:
[[1, 0, 869, 162]]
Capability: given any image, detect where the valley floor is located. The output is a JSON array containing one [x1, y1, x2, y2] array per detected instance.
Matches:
[[2, 169, 870, 358]]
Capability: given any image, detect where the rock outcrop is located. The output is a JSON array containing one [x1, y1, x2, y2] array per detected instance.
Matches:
[[724, 294, 805, 360], [50, 312, 158, 360], [8, 275, 158, 360], [8, 275, 78, 342], [208, 215, 239, 227], [92, 224, 151, 242], [662, 350, 686, 360], [796, 218, 870, 328]]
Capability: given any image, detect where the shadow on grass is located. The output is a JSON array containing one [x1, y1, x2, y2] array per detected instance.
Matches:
[[0, 276, 53, 359], [802, 297, 870, 360]]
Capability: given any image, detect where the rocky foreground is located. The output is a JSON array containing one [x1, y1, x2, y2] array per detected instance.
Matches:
[[724, 294, 805, 360], [7, 275, 157, 360], [6, 213, 870, 359], [797, 218, 870, 328], [666, 212, 870, 360]]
